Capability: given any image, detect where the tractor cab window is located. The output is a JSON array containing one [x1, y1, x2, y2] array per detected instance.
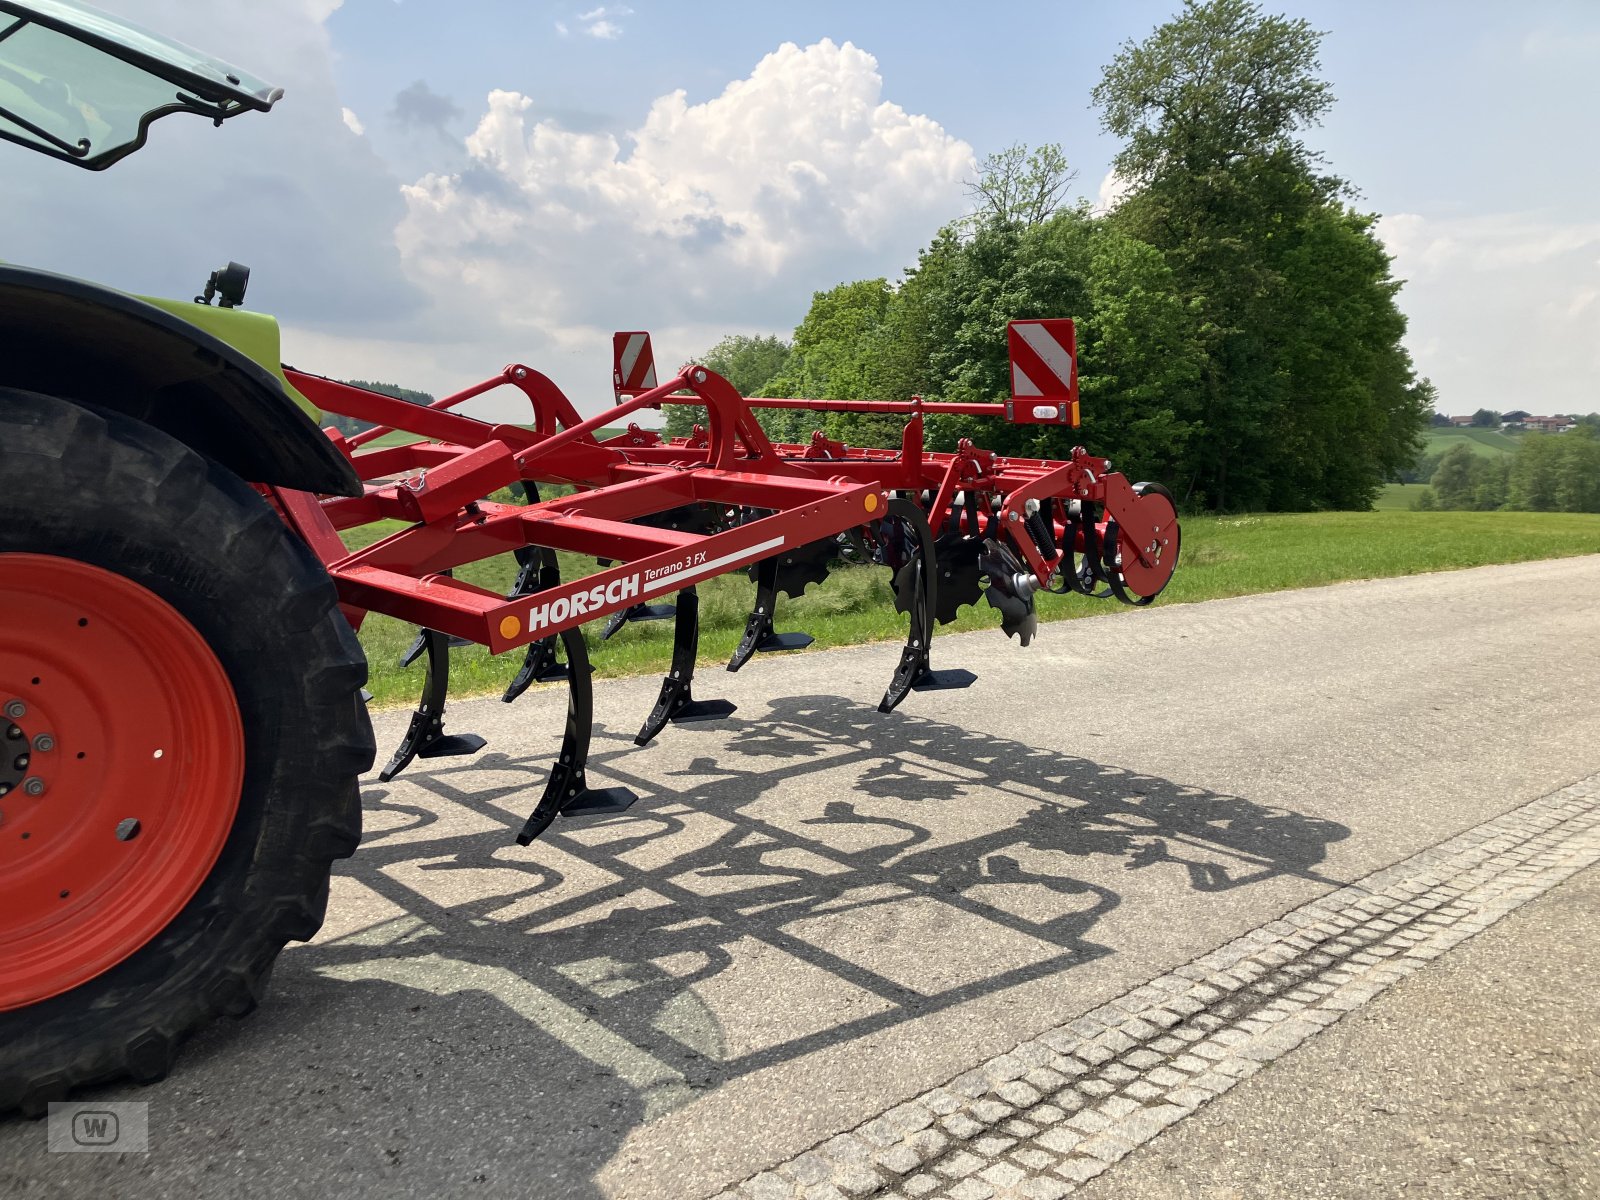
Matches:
[[0, 1, 279, 170]]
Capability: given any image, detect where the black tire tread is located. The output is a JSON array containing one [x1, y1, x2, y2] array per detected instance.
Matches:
[[0, 389, 372, 1115]]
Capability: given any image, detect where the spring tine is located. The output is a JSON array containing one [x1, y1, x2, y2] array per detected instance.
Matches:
[[636, 586, 737, 747], [726, 556, 812, 671], [379, 629, 486, 782], [727, 559, 776, 671], [601, 601, 676, 641], [503, 635, 565, 702], [503, 547, 570, 702], [879, 498, 974, 709], [517, 628, 638, 845], [398, 629, 428, 668]]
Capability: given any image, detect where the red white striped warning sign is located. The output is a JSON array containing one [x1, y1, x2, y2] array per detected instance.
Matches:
[[612, 331, 658, 396], [1006, 319, 1079, 425]]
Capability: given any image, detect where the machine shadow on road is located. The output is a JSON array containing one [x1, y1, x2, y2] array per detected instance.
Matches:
[[185, 691, 1351, 1197]]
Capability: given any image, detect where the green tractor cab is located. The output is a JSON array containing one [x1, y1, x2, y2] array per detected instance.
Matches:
[[0, 0, 346, 486], [0, 0, 279, 169], [0, 0, 372, 1114]]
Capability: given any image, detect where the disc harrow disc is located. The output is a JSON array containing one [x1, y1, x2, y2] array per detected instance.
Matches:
[[977, 538, 1039, 646], [752, 536, 836, 599]]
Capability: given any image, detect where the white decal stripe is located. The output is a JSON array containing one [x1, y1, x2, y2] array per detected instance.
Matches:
[[619, 333, 647, 384], [1015, 321, 1074, 389], [1012, 362, 1043, 397], [643, 535, 785, 595]]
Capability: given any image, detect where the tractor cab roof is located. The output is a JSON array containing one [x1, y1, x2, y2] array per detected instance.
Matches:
[[0, 0, 279, 169]]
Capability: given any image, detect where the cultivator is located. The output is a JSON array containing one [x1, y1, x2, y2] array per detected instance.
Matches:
[[277, 320, 1180, 844], [0, 0, 1191, 1110]]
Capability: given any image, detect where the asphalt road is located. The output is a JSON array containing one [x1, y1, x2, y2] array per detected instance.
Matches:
[[5, 554, 1599, 1200], [1079, 862, 1600, 1200]]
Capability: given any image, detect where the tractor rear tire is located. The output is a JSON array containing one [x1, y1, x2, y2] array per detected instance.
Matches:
[[0, 389, 374, 1115]]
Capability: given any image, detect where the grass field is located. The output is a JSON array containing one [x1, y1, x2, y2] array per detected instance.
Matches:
[[1422, 426, 1520, 457], [347, 510, 1600, 709], [1374, 482, 1428, 510]]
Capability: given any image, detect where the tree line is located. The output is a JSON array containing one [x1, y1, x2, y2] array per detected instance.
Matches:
[[672, 0, 1434, 512], [1415, 427, 1600, 513]]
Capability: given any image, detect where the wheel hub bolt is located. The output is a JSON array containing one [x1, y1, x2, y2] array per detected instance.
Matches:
[[3, 700, 24, 720], [32, 734, 54, 753], [22, 777, 45, 797]]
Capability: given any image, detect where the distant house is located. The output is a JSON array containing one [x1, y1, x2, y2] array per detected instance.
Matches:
[[1502, 410, 1531, 422], [1448, 415, 1475, 426], [1524, 415, 1574, 433]]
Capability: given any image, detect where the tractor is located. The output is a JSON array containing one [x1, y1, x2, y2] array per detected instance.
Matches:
[[0, 0, 1180, 1114]]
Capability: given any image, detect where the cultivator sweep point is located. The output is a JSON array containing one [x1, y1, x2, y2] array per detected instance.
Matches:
[[274, 319, 1180, 842]]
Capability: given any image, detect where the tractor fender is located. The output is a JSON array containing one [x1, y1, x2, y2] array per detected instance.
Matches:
[[0, 265, 359, 496]]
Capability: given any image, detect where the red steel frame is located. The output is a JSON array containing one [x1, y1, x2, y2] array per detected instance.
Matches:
[[269, 320, 1177, 654]]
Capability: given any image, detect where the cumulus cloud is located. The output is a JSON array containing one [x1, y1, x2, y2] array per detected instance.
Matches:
[[1094, 169, 1132, 213], [394, 38, 974, 390], [1377, 212, 1600, 414], [390, 80, 462, 135], [5, 7, 972, 413]]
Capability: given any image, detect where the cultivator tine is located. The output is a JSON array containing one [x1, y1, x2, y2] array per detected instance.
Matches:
[[635, 586, 737, 746], [600, 601, 676, 641], [378, 629, 487, 782], [726, 555, 813, 671], [516, 628, 638, 845], [502, 546, 570, 702], [503, 635, 566, 701], [880, 498, 975, 712], [399, 630, 472, 668]]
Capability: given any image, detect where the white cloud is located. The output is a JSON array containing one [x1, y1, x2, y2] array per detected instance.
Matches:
[[1376, 212, 1600, 414], [394, 39, 974, 409], [565, 5, 630, 40], [1094, 169, 1131, 213], [341, 106, 365, 136]]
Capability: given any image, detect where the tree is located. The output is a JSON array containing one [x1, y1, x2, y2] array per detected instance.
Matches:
[[1092, 0, 1334, 189], [965, 143, 1077, 229], [1428, 443, 1480, 510], [1470, 408, 1501, 428], [1091, 0, 1428, 509], [1429, 411, 1452, 427], [1508, 427, 1600, 512], [762, 278, 896, 443], [323, 379, 434, 436], [665, 334, 791, 438]]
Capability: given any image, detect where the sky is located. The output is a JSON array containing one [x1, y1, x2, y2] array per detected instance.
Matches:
[[5, 0, 1598, 423]]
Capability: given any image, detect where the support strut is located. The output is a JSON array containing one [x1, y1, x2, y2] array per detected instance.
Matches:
[[726, 555, 813, 671], [515, 627, 639, 845], [379, 628, 487, 781], [635, 586, 737, 746]]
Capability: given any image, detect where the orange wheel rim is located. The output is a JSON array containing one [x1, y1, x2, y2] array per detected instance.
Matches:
[[0, 553, 244, 1010]]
